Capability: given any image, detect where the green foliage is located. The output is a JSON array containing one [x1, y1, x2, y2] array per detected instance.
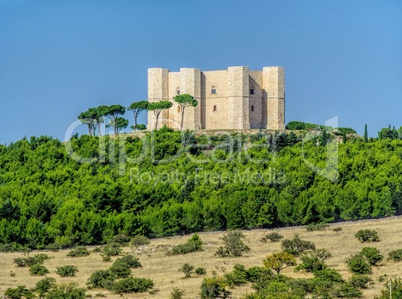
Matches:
[[200, 276, 231, 299], [346, 253, 372, 274], [169, 233, 203, 255], [109, 263, 131, 278], [170, 288, 185, 299], [263, 252, 297, 274], [87, 269, 116, 289], [34, 277, 56, 298], [374, 277, 402, 299], [29, 264, 49, 276], [109, 277, 154, 293], [1, 132, 402, 250], [100, 243, 122, 257], [305, 223, 329, 231], [361, 247, 383, 265], [332, 283, 363, 298], [131, 235, 150, 247], [295, 255, 327, 273], [195, 267, 207, 275], [281, 234, 316, 256], [128, 100, 149, 132], [67, 246, 90, 257], [56, 265, 78, 277], [109, 234, 130, 246], [45, 283, 86, 299], [260, 232, 283, 242], [216, 230, 250, 257], [178, 263, 194, 278], [4, 286, 35, 299], [286, 121, 319, 130], [224, 264, 248, 286], [355, 229, 380, 242], [349, 274, 373, 289], [114, 254, 142, 268], [387, 249, 402, 261], [13, 254, 50, 267]]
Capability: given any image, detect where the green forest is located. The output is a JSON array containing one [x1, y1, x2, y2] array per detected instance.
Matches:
[[1, 125, 402, 250]]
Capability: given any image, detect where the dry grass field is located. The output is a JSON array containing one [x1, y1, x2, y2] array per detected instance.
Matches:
[[1, 216, 402, 299]]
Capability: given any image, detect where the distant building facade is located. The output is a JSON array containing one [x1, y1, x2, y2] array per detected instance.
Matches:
[[147, 66, 285, 130]]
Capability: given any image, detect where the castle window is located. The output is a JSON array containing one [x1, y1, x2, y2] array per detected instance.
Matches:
[[251, 105, 254, 112], [211, 86, 217, 95], [177, 106, 181, 113], [176, 88, 180, 95], [250, 87, 254, 95], [213, 105, 217, 112]]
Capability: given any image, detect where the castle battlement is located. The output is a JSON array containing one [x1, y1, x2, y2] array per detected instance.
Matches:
[[147, 66, 285, 131]]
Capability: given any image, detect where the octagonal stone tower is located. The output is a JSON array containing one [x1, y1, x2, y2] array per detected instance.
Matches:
[[147, 66, 285, 131]]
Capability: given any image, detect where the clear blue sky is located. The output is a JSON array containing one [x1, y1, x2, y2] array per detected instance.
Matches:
[[0, 0, 401, 144]]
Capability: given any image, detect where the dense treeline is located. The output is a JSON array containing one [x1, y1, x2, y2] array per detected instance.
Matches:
[[1, 128, 402, 250]]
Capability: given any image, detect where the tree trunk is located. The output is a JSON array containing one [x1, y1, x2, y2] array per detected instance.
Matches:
[[97, 123, 102, 136], [180, 106, 185, 131], [155, 113, 160, 130]]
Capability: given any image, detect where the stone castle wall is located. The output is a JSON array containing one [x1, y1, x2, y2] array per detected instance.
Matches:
[[147, 66, 285, 131]]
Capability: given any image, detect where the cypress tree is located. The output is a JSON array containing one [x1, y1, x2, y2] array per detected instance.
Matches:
[[364, 124, 368, 142]]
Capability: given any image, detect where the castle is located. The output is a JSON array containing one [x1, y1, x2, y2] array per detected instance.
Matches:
[[147, 66, 285, 131]]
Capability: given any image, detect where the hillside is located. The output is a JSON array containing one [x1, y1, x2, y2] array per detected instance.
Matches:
[[1, 217, 402, 298], [1, 129, 402, 251]]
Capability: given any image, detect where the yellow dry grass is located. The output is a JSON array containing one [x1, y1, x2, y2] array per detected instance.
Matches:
[[1, 217, 402, 299]]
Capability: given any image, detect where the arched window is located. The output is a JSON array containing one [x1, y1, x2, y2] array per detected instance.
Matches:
[[251, 105, 254, 112], [213, 105, 217, 112], [250, 87, 254, 95], [211, 86, 217, 94], [176, 87, 180, 95]]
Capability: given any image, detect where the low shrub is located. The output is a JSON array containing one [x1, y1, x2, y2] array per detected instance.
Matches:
[[224, 264, 248, 286], [131, 235, 150, 247], [200, 276, 231, 299], [346, 253, 372, 274], [29, 264, 49, 276], [215, 230, 250, 257], [46, 283, 86, 299], [361, 247, 383, 266], [170, 288, 185, 299], [260, 232, 283, 242], [355, 229, 379, 242], [313, 268, 344, 283], [295, 255, 327, 273], [387, 249, 402, 261], [333, 283, 363, 298], [56, 265, 78, 277], [45, 243, 61, 252], [67, 246, 90, 257], [333, 227, 343, 232], [101, 243, 122, 257], [113, 254, 141, 268], [87, 269, 116, 289], [35, 277, 56, 297], [306, 223, 329, 231], [110, 277, 154, 293], [178, 263, 194, 278], [349, 274, 373, 289], [281, 234, 316, 256], [195, 267, 207, 275], [4, 286, 34, 299], [13, 253, 50, 267], [246, 266, 273, 282], [169, 233, 203, 255], [109, 234, 130, 246], [92, 247, 102, 253], [109, 263, 132, 279]]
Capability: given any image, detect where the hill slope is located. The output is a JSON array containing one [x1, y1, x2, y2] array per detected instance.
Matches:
[[1, 216, 402, 298]]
